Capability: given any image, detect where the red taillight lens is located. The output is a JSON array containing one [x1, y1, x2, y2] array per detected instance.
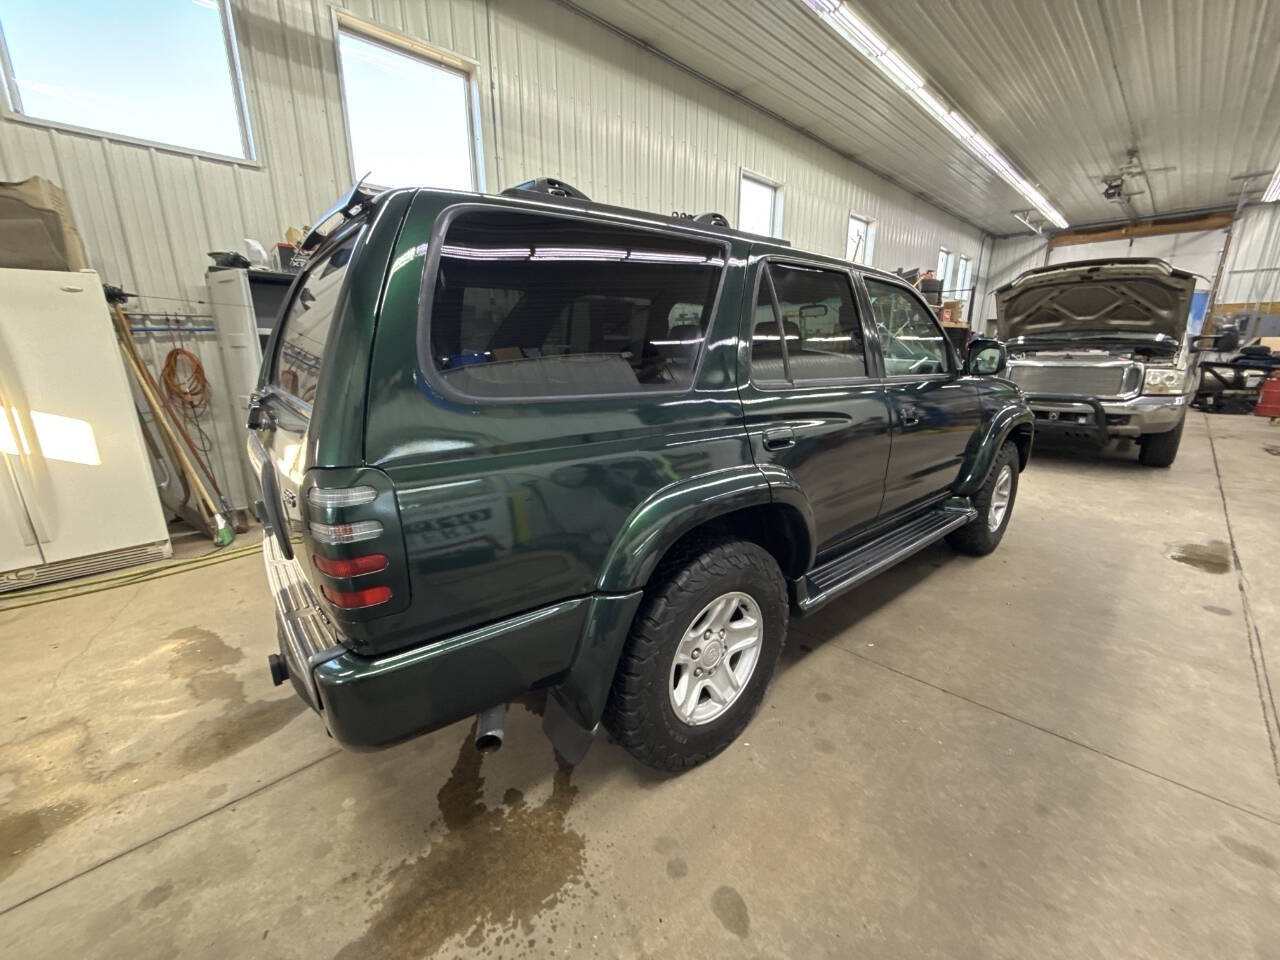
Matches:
[[313, 553, 388, 577], [321, 584, 392, 609]]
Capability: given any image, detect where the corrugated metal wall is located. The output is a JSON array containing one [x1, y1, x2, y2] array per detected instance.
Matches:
[[972, 234, 1049, 333], [1218, 205, 1280, 307], [0, 0, 984, 315]]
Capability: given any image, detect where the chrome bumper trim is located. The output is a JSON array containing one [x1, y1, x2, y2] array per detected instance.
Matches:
[[263, 534, 345, 710]]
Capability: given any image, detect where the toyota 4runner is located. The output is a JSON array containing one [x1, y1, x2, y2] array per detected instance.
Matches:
[[250, 180, 1034, 771]]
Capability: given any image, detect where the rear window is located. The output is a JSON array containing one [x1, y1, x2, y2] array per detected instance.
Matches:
[[272, 231, 358, 403], [426, 210, 725, 398]]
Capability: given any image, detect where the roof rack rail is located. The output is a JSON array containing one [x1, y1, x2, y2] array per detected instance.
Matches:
[[501, 178, 591, 201], [300, 175, 378, 252], [498, 178, 786, 245]]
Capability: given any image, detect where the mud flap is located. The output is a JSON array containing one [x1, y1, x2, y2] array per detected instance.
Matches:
[[543, 692, 599, 765]]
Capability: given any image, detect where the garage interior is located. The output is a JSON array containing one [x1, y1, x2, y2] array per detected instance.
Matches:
[[2, 1, 1279, 958]]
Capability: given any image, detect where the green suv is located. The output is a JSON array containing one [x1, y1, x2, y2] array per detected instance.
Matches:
[[250, 180, 1033, 771]]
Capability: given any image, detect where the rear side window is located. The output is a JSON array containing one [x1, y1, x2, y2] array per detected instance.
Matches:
[[427, 211, 725, 398], [750, 262, 867, 383], [272, 232, 358, 403], [865, 278, 950, 376]]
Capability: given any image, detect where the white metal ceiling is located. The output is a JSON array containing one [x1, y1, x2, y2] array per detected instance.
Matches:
[[567, 0, 1280, 232]]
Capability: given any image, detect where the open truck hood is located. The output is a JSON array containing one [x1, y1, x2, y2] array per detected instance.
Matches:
[[995, 258, 1197, 345]]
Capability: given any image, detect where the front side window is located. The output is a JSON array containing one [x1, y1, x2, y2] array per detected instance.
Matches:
[[272, 233, 359, 403], [0, 0, 250, 158], [427, 212, 724, 398], [337, 22, 476, 190], [750, 263, 867, 383], [865, 278, 949, 376]]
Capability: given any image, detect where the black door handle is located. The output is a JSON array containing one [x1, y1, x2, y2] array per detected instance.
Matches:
[[763, 427, 795, 450]]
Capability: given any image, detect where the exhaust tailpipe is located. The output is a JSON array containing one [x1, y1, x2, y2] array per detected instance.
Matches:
[[475, 704, 507, 753]]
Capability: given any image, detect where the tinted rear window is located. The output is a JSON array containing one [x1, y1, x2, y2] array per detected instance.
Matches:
[[272, 232, 358, 404], [427, 211, 725, 398]]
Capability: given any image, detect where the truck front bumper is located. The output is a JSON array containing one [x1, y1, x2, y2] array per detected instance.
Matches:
[[1023, 392, 1187, 442], [263, 534, 641, 751]]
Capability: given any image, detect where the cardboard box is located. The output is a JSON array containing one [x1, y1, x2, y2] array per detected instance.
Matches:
[[0, 176, 89, 272], [939, 299, 968, 327]]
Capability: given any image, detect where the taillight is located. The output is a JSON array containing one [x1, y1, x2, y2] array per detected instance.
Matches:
[[321, 584, 392, 609], [308, 485, 376, 508], [309, 520, 382, 545], [313, 553, 388, 577]]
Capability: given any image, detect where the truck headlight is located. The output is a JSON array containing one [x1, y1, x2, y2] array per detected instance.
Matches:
[[1143, 367, 1186, 395]]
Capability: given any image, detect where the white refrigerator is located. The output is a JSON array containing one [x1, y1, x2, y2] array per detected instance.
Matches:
[[0, 268, 170, 591]]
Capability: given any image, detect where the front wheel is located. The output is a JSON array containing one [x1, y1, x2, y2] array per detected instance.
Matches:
[[1138, 416, 1184, 467], [947, 441, 1019, 556], [603, 538, 788, 772]]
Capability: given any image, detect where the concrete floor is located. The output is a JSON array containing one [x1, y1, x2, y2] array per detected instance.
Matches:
[[2, 412, 1279, 959]]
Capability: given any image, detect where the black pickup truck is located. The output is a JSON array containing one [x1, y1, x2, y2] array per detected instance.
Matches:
[[249, 180, 1034, 771]]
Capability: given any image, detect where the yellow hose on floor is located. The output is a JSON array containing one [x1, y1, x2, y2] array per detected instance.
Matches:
[[0, 540, 266, 612]]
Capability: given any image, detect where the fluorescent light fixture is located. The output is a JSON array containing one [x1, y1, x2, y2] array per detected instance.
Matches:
[[801, 0, 1068, 229], [1263, 165, 1280, 203], [880, 50, 924, 91]]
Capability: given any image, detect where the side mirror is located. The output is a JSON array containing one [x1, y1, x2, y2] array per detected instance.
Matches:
[[1190, 324, 1241, 354], [965, 338, 1007, 376]]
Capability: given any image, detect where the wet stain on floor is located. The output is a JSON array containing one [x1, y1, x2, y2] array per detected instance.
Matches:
[[710, 885, 750, 938], [1, 629, 303, 884], [1167, 541, 1232, 575], [335, 728, 588, 958], [1220, 835, 1278, 870], [0, 800, 87, 882], [175, 698, 307, 772]]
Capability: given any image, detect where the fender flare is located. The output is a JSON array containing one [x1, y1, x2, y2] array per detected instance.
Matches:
[[555, 465, 815, 736], [595, 464, 816, 592], [954, 405, 1035, 496]]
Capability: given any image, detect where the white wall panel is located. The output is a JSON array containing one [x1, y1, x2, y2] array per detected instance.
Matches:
[[972, 234, 1049, 333], [1047, 230, 1228, 290], [1218, 205, 1280, 307], [0, 0, 984, 318]]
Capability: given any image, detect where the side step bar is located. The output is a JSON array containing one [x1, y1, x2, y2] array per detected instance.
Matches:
[[794, 501, 977, 614]]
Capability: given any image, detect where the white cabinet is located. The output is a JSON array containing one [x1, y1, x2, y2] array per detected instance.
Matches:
[[0, 268, 170, 590]]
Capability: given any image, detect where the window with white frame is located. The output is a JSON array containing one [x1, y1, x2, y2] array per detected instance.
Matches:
[[739, 173, 782, 238], [336, 21, 478, 190], [846, 214, 875, 264], [937, 247, 956, 294], [0, 0, 251, 158]]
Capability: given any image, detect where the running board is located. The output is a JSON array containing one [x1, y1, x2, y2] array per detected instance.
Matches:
[[794, 501, 977, 614]]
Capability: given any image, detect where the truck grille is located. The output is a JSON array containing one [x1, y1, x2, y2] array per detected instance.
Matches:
[[1008, 362, 1138, 398]]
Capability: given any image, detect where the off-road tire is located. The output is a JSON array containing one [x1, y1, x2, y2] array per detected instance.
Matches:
[[1138, 416, 1184, 467], [603, 538, 788, 772], [947, 441, 1019, 557]]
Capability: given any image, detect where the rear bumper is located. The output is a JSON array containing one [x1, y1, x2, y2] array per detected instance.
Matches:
[[1024, 392, 1187, 441], [263, 535, 640, 750]]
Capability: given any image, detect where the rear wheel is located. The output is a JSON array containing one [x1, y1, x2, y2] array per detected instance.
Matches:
[[1138, 416, 1184, 467], [604, 538, 788, 772], [947, 441, 1019, 556]]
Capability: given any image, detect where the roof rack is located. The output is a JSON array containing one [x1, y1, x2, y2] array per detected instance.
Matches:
[[501, 178, 591, 201], [498, 176, 788, 246], [300, 175, 378, 252]]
